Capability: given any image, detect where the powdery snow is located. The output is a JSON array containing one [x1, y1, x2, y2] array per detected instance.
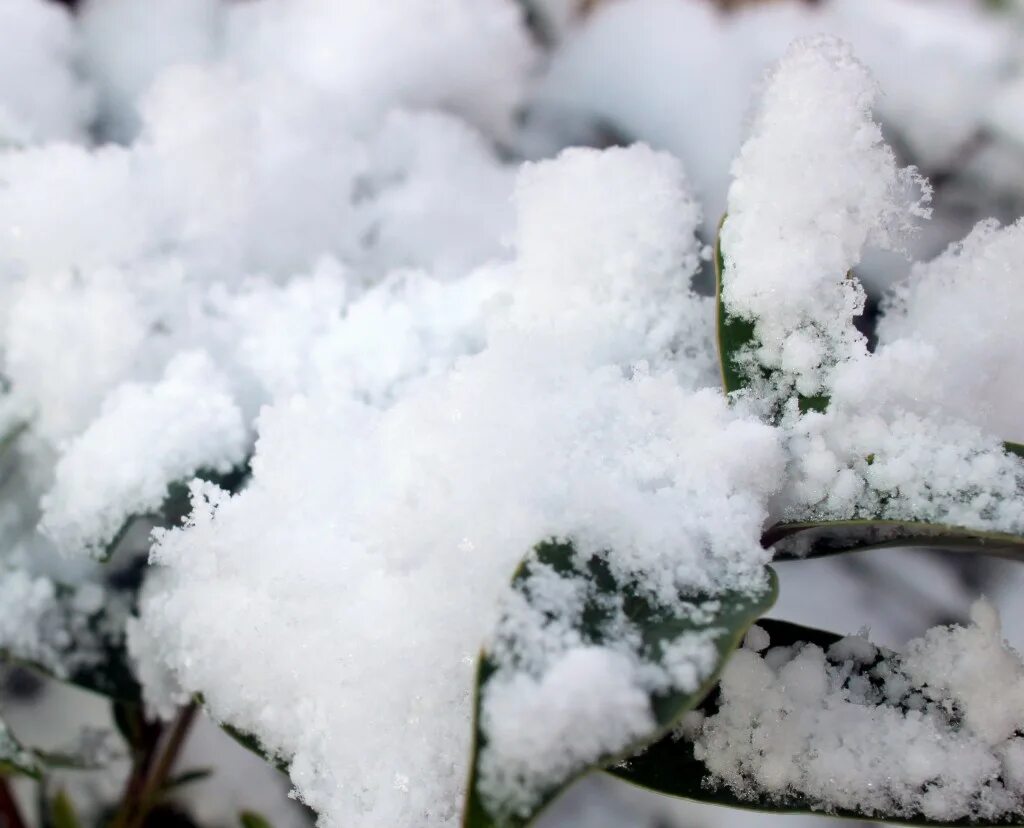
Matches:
[[696, 601, 1024, 821], [135, 145, 784, 827], [40, 352, 248, 556], [720, 35, 929, 405]]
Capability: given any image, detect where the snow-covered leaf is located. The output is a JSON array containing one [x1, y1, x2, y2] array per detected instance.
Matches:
[[714, 218, 827, 415], [0, 716, 42, 779], [767, 441, 1024, 561], [0, 717, 99, 780], [765, 518, 1024, 562], [714, 216, 757, 398], [611, 616, 1024, 826], [220, 723, 288, 775], [462, 540, 778, 828]]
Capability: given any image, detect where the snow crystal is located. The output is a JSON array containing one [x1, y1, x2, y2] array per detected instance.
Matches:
[[721, 35, 929, 404], [40, 352, 248, 556], [695, 600, 1024, 821], [136, 146, 783, 827]]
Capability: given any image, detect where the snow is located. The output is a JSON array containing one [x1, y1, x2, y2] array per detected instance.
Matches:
[[0, 0, 93, 146], [695, 601, 1024, 821], [877, 219, 1024, 443], [0, 4, 1022, 828], [79, 0, 223, 142], [40, 352, 248, 557], [134, 145, 784, 827], [536, 0, 1008, 237], [720, 35, 929, 405]]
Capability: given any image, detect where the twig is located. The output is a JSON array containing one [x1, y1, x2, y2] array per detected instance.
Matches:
[[0, 776, 27, 828], [117, 702, 199, 828], [137, 703, 199, 812]]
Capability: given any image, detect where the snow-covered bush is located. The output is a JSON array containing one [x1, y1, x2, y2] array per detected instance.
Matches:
[[3, 2, 1024, 828]]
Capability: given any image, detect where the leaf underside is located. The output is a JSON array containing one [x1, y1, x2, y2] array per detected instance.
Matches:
[[462, 540, 778, 828], [765, 518, 1024, 562], [610, 618, 1023, 827]]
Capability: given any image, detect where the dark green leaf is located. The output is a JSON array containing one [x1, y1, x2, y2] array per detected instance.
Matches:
[[462, 540, 778, 828], [610, 619, 1022, 826], [50, 790, 81, 828], [161, 768, 213, 793], [240, 811, 274, 828], [765, 519, 1024, 562], [714, 215, 854, 417], [221, 723, 289, 775], [100, 462, 251, 563], [714, 215, 757, 397]]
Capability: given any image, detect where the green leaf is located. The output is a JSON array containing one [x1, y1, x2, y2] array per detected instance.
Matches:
[[462, 540, 778, 828], [765, 518, 1024, 562], [161, 768, 213, 793], [609, 619, 1021, 826], [6, 602, 142, 703], [50, 790, 81, 828], [714, 215, 844, 416], [0, 716, 100, 781], [0, 717, 41, 780], [100, 463, 251, 563], [221, 723, 289, 775], [714, 215, 757, 398], [240, 811, 274, 828]]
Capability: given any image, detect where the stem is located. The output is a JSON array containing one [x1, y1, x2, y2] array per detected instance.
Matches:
[[110, 702, 199, 828], [110, 714, 162, 828], [137, 703, 198, 810], [0, 776, 27, 828]]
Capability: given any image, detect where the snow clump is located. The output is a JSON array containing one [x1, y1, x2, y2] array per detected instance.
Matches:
[[135, 145, 785, 828], [696, 601, 1024, 822]]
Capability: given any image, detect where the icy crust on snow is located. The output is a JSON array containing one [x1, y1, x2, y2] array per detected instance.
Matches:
[[39, 353, 248, 556], [695, 601, 1024, 821], [877, 219, 1024, 444], [136, 146, 784, 827], [720, 36, 929, 405]]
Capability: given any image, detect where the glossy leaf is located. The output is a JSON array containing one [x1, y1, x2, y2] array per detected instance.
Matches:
[[50, 790, 81, 828], [221, 723, 289, 775], [610, 618, 1022, 826], [161, 768, 213, 792], [765, 518, 1024, 562], [462, 540, 778, 828], [714, 215, 757, 397], [240, 811, 274, 828]]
